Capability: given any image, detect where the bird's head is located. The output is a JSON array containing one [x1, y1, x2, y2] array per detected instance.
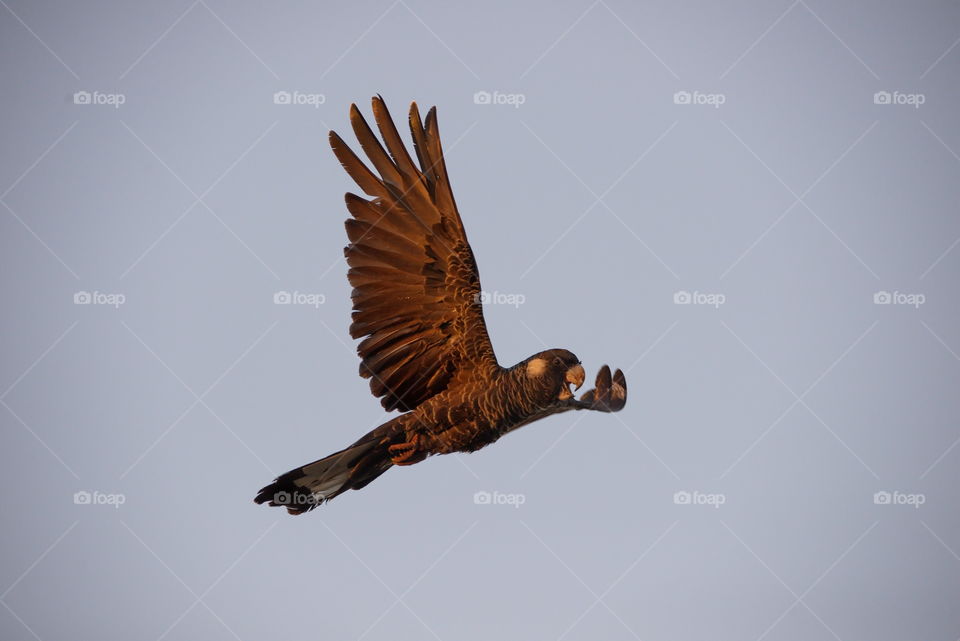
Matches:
[[523, 349, 585, 403]]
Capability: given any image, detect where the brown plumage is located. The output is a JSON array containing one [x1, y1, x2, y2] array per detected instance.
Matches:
[[255, 97, 626, 514]]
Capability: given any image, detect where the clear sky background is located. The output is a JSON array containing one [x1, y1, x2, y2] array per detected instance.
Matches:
[[2, 1, 959, 640]]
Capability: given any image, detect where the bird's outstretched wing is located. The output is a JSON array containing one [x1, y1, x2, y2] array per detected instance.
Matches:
[[576, 365, 627, 412], [330, 97, 498, 412]]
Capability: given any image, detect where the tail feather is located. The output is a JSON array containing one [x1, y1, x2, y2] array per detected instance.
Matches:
[[254, 421, 400, 514]]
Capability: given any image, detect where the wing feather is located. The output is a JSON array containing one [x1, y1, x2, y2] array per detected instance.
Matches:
[[330, 133, 389, 199], [371, 97, 423, 187], [330, 97, 498, 411], [423, 107, 460, 220]]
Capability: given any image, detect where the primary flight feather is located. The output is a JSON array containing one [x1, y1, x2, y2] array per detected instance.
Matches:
[[255, 97, 626, 514]]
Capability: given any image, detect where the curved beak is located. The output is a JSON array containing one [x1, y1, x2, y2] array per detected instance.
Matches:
[[565, 364, 585, 391]]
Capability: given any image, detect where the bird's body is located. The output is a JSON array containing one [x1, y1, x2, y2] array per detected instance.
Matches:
[[400, 355, 575, 455], [255, 97, 626, 514]]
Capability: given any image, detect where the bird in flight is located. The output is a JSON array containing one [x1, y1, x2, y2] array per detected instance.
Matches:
[[255, 97, 626, 514]]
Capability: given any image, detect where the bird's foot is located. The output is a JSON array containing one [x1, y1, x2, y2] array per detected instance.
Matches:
[[389, 435, 425, 466], [576, 365, 627, 412]]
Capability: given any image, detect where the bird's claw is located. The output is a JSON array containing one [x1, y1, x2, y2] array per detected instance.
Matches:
[[576, 365, 627, 412]]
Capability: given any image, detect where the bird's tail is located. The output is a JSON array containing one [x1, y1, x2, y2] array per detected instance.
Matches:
[[254, 418, 404, 514]]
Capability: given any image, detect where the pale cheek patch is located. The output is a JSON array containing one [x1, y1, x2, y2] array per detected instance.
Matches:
[[526, 358, 548, 377]]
